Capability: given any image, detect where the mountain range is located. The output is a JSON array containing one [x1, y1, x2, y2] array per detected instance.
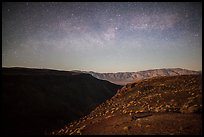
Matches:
[[75, 68, 200, 85]]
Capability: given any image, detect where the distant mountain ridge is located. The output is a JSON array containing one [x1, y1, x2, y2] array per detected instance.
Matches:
[[79, 68, 201, 85]]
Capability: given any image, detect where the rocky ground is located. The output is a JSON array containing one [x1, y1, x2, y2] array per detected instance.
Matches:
[[51, 74, 202, 135]]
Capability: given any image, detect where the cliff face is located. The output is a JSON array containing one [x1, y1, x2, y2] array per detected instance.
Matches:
[[2, 67, 121, 135]]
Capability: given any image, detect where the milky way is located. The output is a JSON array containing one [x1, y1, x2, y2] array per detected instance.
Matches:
[[2, 2, 202, 72]]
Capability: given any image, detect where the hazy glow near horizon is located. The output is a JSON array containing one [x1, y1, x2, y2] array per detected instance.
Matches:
[[2, 2, 202, 72]]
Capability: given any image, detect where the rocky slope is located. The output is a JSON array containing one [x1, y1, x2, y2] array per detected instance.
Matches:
[[86, 68, 200, 85], [2, 67, 121, 135], [52, 74, 202, 135]]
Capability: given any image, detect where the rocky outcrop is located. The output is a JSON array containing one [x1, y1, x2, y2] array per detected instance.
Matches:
[[53, 74, 202, 135]]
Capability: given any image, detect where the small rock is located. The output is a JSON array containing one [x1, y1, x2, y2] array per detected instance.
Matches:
[[137, 118, 141, 121], [137, 123, 142, 127], [64, 130, 69, 134], [123, 126, 131, 130], [70, 124, 73, 127], [146, 124, 150, 127], [123, 126, 129, 130], [76, 129, 81, 135], [105, 115, 112, 119]]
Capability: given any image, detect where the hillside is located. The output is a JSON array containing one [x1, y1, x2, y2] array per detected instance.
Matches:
[[86, 68, 200, 85], [53, 74, 202, 135], [2, 67, 121, 135]]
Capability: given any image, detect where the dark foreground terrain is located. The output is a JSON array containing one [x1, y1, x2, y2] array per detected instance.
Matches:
[[52, 74, 202, 135], [2, 67, 121, 135]]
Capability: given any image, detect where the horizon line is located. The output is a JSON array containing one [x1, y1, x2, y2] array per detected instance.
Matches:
[[2, 66, 202, 73]]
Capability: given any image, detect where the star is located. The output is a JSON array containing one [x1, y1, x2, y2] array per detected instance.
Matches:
[[2, 2, 202, 72]]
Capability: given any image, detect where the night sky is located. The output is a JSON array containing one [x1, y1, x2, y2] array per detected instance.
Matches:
[[2, 2, 202, 72]]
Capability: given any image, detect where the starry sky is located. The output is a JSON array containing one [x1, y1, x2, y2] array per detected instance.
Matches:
[[2, 2, 202, 73]]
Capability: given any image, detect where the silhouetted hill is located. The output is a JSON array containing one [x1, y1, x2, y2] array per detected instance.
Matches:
[[86, 68, 200, 85], [2, 67, 121, 135], [53, 74, 202, 135]]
